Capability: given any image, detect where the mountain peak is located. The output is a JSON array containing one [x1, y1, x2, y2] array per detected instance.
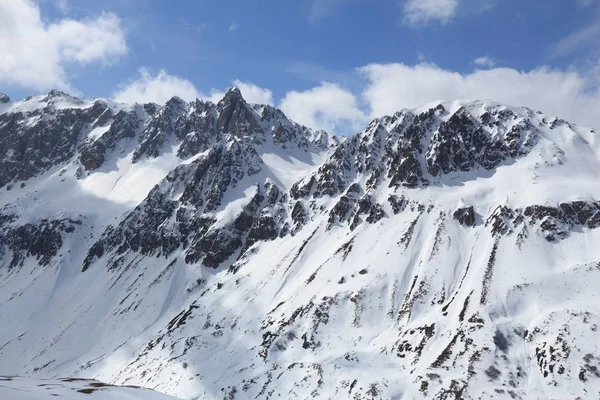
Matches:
[[222, 86, 244, 102], [0, 93, 10, 104], [164, 95, 187, 108]]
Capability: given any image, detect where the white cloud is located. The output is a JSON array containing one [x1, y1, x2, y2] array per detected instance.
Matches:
[[228, 23, 238, 32], [113, 69, 202, 104], [280, 82, 366, 133], [0, 0, 127, 91], [549, 18, 600, 59], [359, 62, 600, 129], [232, 80, 274, 105], [474, 56, 495, 68], [114, 71, 365, 133], [114, 71, 274, 107], [402, 0, 458, 26]]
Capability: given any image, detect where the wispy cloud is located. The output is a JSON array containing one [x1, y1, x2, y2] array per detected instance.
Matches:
[[228, 23, 239, 32], [401, 0, 459, 26], [54, 0, 70, 13], [579, 0, 595, 8], [549, 17, 600, 59], [474, 56, 495, 68]]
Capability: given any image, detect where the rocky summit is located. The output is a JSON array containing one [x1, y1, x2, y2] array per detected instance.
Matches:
[[0, 90, 599, 399]]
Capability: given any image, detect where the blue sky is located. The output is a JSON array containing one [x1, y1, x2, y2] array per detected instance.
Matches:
[[1, 0, 599, 133]]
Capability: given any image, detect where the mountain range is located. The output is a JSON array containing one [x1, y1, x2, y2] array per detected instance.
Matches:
[[0, 88, 599, 399]]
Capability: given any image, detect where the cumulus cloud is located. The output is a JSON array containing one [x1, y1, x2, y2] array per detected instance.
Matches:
[[279, 82, 367, 133], [114, 71, 274, 107], [402, 0, 458, 26], [113, 69, 202, 104], [113, 70, 364, 133], [232, 80, 274, 105], [359, 62, 600, 128], [474, 56, 495, 68], [0, 0, 127, 91]]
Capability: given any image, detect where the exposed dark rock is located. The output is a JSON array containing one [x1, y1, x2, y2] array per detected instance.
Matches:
[[291, 201, 308, 233], [177, 100, 219, 159], [0, 218, 81, 269], [217, 87, 263, 138], [143, 103, 158, 115], [453, 206, 477, 227], [487, 201, 600, 242], [83, 140, 288, 270], [0, 105, 97, 187], [388, 195, 407, 215], [79, 109, 139, 171], [327, 184, 362, 230], [133, 96, 187, 162]]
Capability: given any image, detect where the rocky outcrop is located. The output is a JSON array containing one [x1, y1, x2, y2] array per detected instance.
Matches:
[[0, 99, 99, 187], [486, 201, 600, 242], [133, 96, 188, 162], [79, 108, 139, 171], [0, 217, 81, 269], [291, 103, 539, 210], [217, 87, 264, 138], [453, 206, 477, 227]]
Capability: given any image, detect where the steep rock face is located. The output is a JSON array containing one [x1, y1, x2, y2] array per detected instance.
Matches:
[[292, 103, 540, 209], [176, 99, 220, 159], [133, 96, 188, 162], [79, 107, 140, 171], [0, 93, 107, 186], [426, 107, 536, 176], [217, 87, 264, 137], [83, 139, 289, 270]]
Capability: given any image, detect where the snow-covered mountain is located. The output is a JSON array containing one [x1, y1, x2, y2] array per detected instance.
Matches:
[[0, 88, 599, 399]]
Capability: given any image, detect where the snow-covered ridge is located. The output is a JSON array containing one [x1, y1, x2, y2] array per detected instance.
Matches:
[[0, 90, 599, 399]]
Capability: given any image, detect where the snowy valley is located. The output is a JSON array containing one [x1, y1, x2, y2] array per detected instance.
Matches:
[[0, 88, 599, 399]]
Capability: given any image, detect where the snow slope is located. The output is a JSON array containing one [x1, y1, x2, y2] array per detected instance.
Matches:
[[0, 376, 180, 400], [0, 91, 599, 399]]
